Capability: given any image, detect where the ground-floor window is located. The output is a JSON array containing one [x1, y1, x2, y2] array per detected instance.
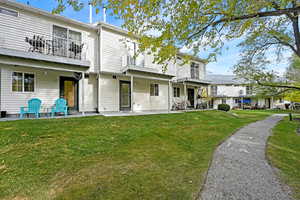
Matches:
[[222, 98, 226, 104], [234, 98, 239, 104], [12, 72, 35, 92], [173, 87, 180, 97], [150, 83, 159, 96]]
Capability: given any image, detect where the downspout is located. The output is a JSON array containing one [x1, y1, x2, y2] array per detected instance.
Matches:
[[97, 24, 102, 113]]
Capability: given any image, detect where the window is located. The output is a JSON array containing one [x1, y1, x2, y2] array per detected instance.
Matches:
[[211, 85, 217, 96], [150, 84, 159, 96], [127, 41, 145, 67], [53, 25, 82, 58], [191, 62, 199, 79], [173, 87, 180, 97], [222, 99, 226, 104], [12, 72, 23, 92], [12, 72, 35, 92], [234, 99, 239, 104], [0, 7, 18, 17], [246, 86, 252, 95]]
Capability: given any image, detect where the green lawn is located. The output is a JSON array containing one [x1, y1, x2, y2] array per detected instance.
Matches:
[[268, 117, 300, 200], [0, 111, 270, 200]]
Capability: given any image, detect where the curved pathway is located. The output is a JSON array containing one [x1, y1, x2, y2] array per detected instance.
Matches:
[[200, 115, 293, 200]]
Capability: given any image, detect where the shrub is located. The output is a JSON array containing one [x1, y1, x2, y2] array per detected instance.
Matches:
[[218, 104, 230, 112]]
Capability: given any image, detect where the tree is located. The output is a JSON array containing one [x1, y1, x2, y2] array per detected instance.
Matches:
[[53, 0, 300, 83]]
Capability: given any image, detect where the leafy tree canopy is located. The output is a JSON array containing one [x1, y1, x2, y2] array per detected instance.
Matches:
[[52, 0, 300, 66]]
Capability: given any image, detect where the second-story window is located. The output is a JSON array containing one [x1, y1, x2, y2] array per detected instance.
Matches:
[[53, 25, 82, 59], [127, 41, 144, 67], [191, 62, 199, 79], [211, 85, 217, 96], [0, 7, 18, 17]]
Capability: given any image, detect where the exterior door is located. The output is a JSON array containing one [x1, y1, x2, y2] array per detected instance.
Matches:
[[187, 88, 195, 108], [120, 81, 131, 111], [60, 77, 79, 111], [265, 98, 271, 109]]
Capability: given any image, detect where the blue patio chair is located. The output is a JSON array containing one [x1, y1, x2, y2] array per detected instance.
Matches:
[[20, 98, 42, 118], [51, 98, 68, 117]]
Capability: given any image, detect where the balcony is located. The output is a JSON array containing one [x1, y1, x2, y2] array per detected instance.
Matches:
[[121, 55, 175, 77], [0, 28, 89, 67]]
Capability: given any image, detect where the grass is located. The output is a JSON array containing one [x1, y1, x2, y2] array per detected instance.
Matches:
[[0, 111, 271, 200], [268, 117, 300, 200]]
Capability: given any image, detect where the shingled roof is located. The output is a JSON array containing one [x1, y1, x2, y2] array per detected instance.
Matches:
[[206, 74, 246, 85]]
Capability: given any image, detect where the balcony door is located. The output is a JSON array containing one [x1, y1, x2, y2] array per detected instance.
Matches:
[[120, 81, 131, 111], [60, 77, 79, 111]]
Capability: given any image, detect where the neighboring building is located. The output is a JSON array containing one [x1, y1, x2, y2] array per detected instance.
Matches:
[[171, 54, 210, 110], [206, 74, 284, 109]]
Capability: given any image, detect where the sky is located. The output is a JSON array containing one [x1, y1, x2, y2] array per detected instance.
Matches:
[[16, 0, 291, 75]]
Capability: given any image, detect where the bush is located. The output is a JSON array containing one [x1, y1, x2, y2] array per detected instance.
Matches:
[[218, 104, 230, 112]]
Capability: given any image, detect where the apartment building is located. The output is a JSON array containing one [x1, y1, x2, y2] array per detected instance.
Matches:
[[207, 74, 284, 109], [0, 0, 208, 116]]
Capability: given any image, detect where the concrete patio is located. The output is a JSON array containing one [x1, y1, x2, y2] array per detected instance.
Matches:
[[0, 109, 215, 121]]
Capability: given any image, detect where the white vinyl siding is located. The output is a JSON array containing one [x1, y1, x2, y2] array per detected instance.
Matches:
[[0, 65, 97, 114], [0, 5, 98, 72], [101, 28, 175, 76]]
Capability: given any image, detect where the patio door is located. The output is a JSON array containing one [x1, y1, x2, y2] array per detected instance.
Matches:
[[187, 88, 195, 108], [60, 77, 79, 111], [120, 81, 131, 111]]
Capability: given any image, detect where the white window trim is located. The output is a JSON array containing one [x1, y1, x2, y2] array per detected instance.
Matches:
[[173, 87, 180, 97], [11, 71, 36, 93], [52, 24, 82, 41], [150, 83, 159, 96], [0, 7, 19, 17]]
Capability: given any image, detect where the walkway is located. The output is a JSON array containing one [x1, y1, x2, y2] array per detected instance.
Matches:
[[200, 115, 293, 200]]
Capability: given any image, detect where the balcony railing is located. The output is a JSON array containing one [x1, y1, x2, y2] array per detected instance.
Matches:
[[0, 25, 86, 61], [24, 35, 84, 60]]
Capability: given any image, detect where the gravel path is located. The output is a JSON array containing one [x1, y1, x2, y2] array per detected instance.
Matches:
[[200, 115, 294, 200]]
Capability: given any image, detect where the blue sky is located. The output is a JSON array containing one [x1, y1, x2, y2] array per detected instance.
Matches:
[[16, 0, 290, 75]]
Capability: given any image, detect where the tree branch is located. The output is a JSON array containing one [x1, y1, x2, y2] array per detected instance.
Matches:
[[256, 80, 300, 90], [188, 6, 300, 39], [271, 34, 299, 55]]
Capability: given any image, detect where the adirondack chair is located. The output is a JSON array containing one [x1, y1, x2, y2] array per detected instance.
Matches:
[[20, 98, 42, 118], [51, 98, 68, 117]]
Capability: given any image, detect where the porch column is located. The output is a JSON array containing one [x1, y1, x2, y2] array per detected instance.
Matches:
[[184, 82, 187, 110], [241, 97, 244, 110], [131, 75, 134, 112], [206, 86, 209, 109], [81, 72, 85, 115], [168, 80, 171, 112], [97, 73, 101, 113], [271, 96, 274, 109]]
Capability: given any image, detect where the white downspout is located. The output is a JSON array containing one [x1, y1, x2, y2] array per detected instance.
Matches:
[[97, 25, 102, 113]]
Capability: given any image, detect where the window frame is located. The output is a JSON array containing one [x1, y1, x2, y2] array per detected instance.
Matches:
[[246, 85, 252, 95], [12, 71, 35, 93], [173, 87, 180, 97], [0, 7, 19, 17], [222, 98, 226, 104], [211, 85, 218, 96], [190, 62, 200, 79], [150, 83, 159, 96]]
